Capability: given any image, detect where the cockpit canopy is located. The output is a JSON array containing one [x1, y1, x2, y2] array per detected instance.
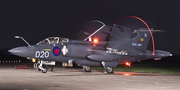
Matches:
[[36, 37, 69, 45]]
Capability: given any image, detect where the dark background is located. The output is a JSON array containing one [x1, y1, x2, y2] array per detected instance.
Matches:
[[0, 0, 180, 55]]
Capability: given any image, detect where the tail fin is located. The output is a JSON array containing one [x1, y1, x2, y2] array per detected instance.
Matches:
[[131, 28, 151, 50], [107, 25, 152, 52]]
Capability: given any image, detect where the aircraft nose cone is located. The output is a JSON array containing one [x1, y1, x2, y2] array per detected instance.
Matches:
[[8, 46, 30, 58]]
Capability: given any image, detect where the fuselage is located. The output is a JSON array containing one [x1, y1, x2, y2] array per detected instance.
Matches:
[[8, 39, 172, 67]]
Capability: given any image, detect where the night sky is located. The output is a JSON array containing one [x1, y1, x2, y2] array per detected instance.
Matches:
[[0, 0, 180, 54]]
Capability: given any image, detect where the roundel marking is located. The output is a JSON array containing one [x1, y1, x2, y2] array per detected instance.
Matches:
[[53, 47, 61, 56], [118, 26, 124, 32], [55, 49, 60, 54]]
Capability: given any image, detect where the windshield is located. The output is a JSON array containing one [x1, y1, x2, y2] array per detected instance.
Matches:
[[36, 37, 69, 45]]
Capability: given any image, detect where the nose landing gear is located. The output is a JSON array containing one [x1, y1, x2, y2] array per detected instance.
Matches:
[[33, 60, 48, 73]]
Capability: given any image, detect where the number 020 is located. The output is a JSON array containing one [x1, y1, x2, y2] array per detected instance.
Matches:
[[35, 51, 49, 58]]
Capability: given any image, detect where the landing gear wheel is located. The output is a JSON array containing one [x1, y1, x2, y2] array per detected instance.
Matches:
[[42, 68, 48, 73], [105, 67, 114, 74], [83, 66, 91, 72]]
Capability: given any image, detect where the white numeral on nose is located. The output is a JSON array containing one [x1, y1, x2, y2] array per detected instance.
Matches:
[[35, 51, 49, 58]]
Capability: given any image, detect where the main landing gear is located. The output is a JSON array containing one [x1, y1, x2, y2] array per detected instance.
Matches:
[[34, 60, 48, 73], [101, 61, 114, 74], [81, 65, 113, 74], [104, 67, 113, 74]]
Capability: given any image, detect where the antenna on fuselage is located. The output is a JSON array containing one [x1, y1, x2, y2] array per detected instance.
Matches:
[[14, 36, 30, 46]]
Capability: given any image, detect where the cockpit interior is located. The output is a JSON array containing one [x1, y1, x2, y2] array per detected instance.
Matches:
[[36, 37, 69, 45]]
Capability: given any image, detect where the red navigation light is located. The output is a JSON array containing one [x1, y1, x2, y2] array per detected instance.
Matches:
[[125, 62, 131, 67], [93, 38, 98, 43]]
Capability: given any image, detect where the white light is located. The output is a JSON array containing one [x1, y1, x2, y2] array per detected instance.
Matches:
[[14, 36, 21, 38]]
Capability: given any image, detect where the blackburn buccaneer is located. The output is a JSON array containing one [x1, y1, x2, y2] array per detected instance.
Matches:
[[8, 22, 172, 73]]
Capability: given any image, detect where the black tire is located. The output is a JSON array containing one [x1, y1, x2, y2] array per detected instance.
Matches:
[[42, 68, 47, 73], [83, 66, 91, 72], [105, 67, 114, 74]]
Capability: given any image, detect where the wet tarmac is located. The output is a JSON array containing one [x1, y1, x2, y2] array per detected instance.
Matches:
[[0, 63, 180, 90]]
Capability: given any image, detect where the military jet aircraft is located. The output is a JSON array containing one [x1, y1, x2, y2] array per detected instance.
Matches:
[[8, 22, 172, 73]]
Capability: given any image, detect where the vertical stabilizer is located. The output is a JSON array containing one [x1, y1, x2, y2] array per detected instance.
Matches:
[[131, 28, 151, 50]]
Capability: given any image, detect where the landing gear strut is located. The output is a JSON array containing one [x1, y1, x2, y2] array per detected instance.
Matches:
[[83, 66, 91, 72]]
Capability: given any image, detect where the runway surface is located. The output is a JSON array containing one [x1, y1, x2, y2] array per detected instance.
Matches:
[[0, 63, 180, 90]]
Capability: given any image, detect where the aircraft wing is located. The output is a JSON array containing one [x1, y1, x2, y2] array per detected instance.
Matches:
[[107, 25, 133, 52], [72, 21, 112, 42]]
